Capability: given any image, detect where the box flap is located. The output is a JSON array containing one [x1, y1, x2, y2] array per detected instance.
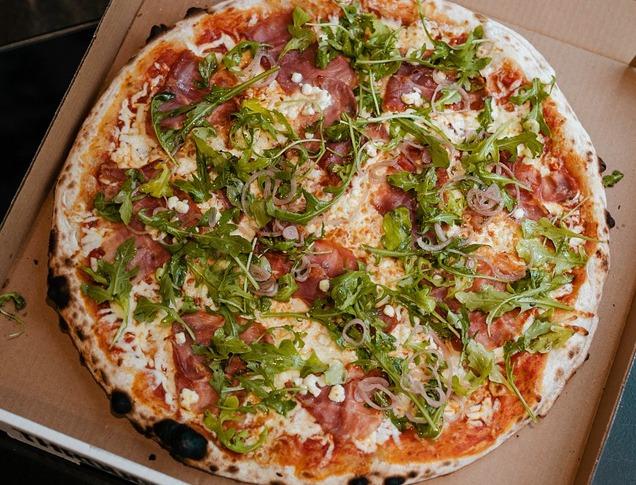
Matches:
[[458, 0, 636, 64], [0, 0, 143, 282]]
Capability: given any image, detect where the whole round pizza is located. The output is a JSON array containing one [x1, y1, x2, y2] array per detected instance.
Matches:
[[48, 0, 609, 483]]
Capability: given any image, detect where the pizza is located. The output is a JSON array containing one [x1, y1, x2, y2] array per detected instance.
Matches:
[[48, 0, 610, 483]]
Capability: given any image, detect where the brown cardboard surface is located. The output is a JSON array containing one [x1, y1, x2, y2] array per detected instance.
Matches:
[[0, 1, 635, 484]]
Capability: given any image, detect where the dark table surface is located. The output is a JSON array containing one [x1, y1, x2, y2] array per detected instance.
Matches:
[[0, 1, 633, 484]]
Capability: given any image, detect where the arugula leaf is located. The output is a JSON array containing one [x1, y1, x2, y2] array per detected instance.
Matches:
[[93, 169, 141, 225], [223, 40, 262, 72], [330, 271, 375, 313], [139, 162, 173, 198], [452, 339, 494, 396], [204, 395, 268, 453], [317, 2, 401, 78], [455, 277, 572, 328], [382, 207, 412, 251], [198, 52, 218, 87], [395, 119, 450, 168], [510, 77, 554, 137], [280, 6, 315, 58], [0, 292, 26, 338], [477, 97, 493, 131], [416, 24, 491, 89], [521, 218, 594, 244], [500, 317, 574, 420], [82, 239, 138, 344], [174, 128, 215, 202], [151, 67, 279, 157], [274, 273, 298, 302], [134, 296, 185, 327], [602, 170, 624, 188]]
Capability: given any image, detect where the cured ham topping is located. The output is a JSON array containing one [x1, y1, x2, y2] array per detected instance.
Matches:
[[276, 46, 357, 95], [371, 183, 417, 216], [384, 64, 438, 112], [294, 239, 358, 304], [318, 141, 352, 186], [298, 369, 383, 442], [102, 227, 169, 279], [245, 12, 292, 56]]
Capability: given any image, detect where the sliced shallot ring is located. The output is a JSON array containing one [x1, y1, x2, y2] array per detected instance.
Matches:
[[368, 161, 399, 182], [282, 224, 299, 240], [249, 264, 271, 282], [416, 236, 453, 252], [254, 278, 278, 297], [240, 169, 275, 214], [342, 318, 369, 347], [354, 377, 397, 411], [272, 176, 298, 206]]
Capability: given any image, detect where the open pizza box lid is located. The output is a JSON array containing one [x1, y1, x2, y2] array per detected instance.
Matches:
[[0, 0, 634, 483]]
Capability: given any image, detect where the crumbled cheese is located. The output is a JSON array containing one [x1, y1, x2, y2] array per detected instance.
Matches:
[[383, 304, 396, 318], [328, 384, 346, 403], [303, 374, 326, 397], [365, 143, 378, 158], [174, 332, 186, 345], [401, 89, 424, 107], [300, 83, 333, 110], [180, 388, 200, 409], [353, 419, 401, 453], [291, 72, 303, 84], [512, 207, 525, 220], [318, 279, 331, 292], [167, 196, 189, 214]]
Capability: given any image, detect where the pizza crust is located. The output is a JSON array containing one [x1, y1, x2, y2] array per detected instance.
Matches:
[[48, 1, 609, 483]]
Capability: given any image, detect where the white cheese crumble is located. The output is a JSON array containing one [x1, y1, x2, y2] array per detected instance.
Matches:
[[300, 83, 333, 111], [167, 196, 189, 214], [180, 388, 200, 409], [291, 72, 303, 84], [401, 89, 424, 107], [353, 419, 401, 453], [318, 279, 331, 292], [303, 374, 326, 397], [174, 332, 186, 345], [328, 384, 346, 403]]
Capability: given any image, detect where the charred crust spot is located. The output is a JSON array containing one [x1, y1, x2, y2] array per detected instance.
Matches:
[[209, 465, 219, 472], [185, 6, 207, 18], [49, 230, 58, 254], [349, 477, 369, 485], [384, 477, 406, 485], [76, 328, 86, 341], [605, 210, 615, 229], [585, 353, 591, 361], [110, 390, 133, 416], [227, 465, 239, 473], [153, 420, 207, 460], [58, 317, 69, 333], [269, 481, 285, 485], [423, 469, 433, 477], [148, 454, 156, 461], [47, 272, 71, 309], [568, 350, 575, 359], [407, 471, 418, 478], [556, 368, 564, 379], [147, 24, 169, 44], [443, 460, 452, 466], [598, 157, 607, 173], [78, 354, 86, 366]]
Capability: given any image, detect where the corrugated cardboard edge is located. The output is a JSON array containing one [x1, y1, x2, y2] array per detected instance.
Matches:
[[0, 0, 144, 283], [577, 299, 636, 483]]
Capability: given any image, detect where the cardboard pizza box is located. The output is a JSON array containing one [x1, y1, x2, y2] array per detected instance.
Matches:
[[0, 0, 634, 483]]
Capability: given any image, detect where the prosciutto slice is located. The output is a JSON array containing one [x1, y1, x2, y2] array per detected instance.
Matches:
[[294, 239, 358, 304], [384, 64, 438, 112], [371, 183, 417, 216], [102, 227, 170, 280], [276, 46, 357, 94], [245, 11, 292, 56], [298, 368, 382, 443], [172, 312, 224, 412]]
